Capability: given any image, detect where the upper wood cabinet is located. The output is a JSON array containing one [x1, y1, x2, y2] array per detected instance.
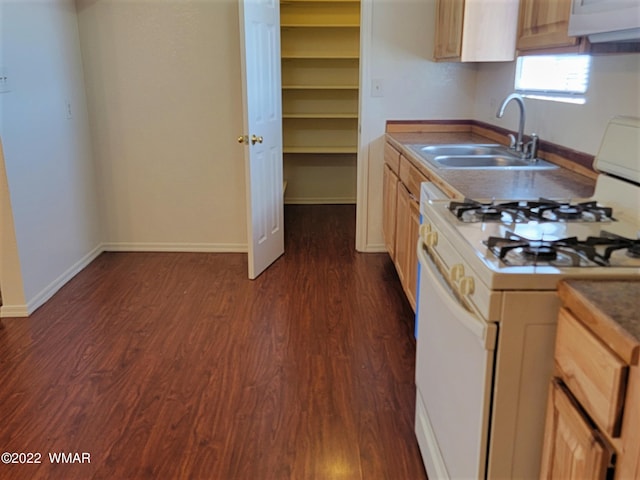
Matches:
[[433, 0, 464, 60], [433, 0, 519, 62], [517, 0, 581, 52]]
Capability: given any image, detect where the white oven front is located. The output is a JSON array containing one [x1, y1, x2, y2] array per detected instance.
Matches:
[[415, 232, 497, 480], [415, 203, 562, 479]]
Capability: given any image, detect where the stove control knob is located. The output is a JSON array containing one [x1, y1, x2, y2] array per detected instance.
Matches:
[[459, 277, 475, 296], [425, 231, 438, 247], [450, 264, 465, 283]]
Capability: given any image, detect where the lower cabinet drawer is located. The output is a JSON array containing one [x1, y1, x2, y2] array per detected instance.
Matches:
[[555, 308, 628, 437]]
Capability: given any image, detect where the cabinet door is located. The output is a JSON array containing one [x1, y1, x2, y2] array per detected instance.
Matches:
[[517, 0, 580, 52], [382, 164, 399, 259], [540, 380, 613, 480], [433, 0, 464, 60], [406, 197, 420, 310], [555, 308, 627, 437], [394, 183, 411, 290], [394, 183, 418, 312]]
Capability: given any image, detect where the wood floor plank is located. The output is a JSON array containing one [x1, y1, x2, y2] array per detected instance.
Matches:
[[0, 205, 427, 479]]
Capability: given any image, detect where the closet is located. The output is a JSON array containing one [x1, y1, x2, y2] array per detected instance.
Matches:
[[280, 0, 360, 204]]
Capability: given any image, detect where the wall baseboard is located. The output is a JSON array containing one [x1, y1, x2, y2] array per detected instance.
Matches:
[[0, 304, 29, 318], [0, 244, 104, 318], [1, 242, 249, 318], [361, 243, 386, 253], [103, 242, 247, 253]]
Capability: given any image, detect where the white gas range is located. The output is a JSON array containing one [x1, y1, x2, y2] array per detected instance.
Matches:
[[414, 116, 640, 479]]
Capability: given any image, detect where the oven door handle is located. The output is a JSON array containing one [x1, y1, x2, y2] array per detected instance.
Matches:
[[418, 239, 497, 350]]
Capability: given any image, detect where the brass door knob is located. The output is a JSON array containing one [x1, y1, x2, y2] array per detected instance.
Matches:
[[251, 134, 263, 145], [237, 135, 248, 144]]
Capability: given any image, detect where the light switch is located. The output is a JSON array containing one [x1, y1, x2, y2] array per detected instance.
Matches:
[[371, 78, 384, 98]]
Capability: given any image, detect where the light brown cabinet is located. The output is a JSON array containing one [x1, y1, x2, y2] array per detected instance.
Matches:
[[394, 182, 420, 311], [541, 280, 640, 479], [517, 0, 582, 53], [541, 379, 612, 480], [433, 0, 519, 62], [406, 198, 420, 308], [383, 142, 401, 258], [382, 164, 398, 258], [383, 143, 437, 311], [433, 0, 464, 60], [392, 182, 421, 310]]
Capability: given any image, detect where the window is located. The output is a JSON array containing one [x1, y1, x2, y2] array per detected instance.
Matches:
[[515, 55, 591, 104]]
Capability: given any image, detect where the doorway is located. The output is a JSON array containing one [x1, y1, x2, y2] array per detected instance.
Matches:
[[279, 1, 360, 209]]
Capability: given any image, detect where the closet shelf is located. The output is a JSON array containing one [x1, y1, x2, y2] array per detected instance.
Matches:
[[283, 113, 358, 119], [284, 146, 358, 154], [281, 24, 360, 28], [282, 85, 358, 90], [281, 54, 360, 60], [281, 0, 360, 158]]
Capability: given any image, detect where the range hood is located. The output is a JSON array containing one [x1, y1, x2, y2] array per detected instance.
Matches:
[[568, 0, 640, 43]]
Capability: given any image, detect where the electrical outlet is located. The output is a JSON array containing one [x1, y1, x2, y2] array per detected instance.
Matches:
[[371, 78, 384, 98], [0, 67, 10, 93]]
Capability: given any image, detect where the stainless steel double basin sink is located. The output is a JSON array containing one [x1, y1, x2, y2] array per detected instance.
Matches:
[[408, 144, 558, 170]]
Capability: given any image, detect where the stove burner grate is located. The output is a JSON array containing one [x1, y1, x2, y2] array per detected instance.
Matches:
[[449, 199, 529, 224], [450, 198, 615, 224], [534, 199, 613, 222], [484, 232, 607, 267], [586, 231, 640, 260]]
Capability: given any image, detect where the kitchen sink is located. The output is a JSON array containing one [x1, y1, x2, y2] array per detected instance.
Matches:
[[416, 144, 511, 156], [408, 144, 559, 170], [434, 154, 558, 169]]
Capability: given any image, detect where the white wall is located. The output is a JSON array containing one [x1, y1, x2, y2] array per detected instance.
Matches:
[[474, 53, 640, 155], [75, 0, 478, 253], [0, 0, 102, 316], [75, 0, 247, 252], [358, 0, 477, 250]]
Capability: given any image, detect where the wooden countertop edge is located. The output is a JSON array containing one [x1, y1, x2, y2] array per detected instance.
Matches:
[[386, 120, 598, 180], [558, 280, 640, 366], [385, 134, 464, 200]]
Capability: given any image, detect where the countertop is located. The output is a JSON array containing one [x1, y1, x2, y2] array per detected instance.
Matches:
[[386, 131, 596, 200], [558, 279, 640, 365]]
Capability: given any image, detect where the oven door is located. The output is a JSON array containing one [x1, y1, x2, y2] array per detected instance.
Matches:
[[414, 238, 497, 480]]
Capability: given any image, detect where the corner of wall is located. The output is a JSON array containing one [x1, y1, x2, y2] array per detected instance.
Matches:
[[0, 138, 27, 315]]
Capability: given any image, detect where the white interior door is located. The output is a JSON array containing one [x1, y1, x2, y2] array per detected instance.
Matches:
[[238, 0, 284, 279]]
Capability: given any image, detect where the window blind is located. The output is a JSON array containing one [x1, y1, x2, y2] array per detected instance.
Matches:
[[515, 55, 591, 104]]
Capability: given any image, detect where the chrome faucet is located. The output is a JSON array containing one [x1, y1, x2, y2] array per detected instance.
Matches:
[[496, 93, 526, 154]]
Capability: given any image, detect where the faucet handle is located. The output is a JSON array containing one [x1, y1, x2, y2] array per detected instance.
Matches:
[[525, 133, 539, 160], [507, 133, 517, 149]]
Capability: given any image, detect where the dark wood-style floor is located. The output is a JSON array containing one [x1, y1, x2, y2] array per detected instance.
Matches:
[[0, 205, 427, 480]]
